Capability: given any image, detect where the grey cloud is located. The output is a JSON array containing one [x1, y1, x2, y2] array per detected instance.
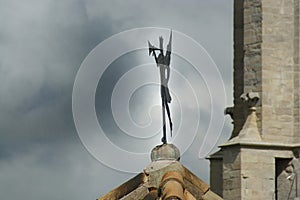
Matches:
[[0, 0, 233, 199], [0, 142, 133, 200], [0, 0, 113, 146]]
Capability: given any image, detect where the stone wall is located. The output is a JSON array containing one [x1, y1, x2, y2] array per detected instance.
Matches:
[[210, 157, 223, 197], [261, 0, 300, 143], [232, 0, 263, 138], [221, 145, 294, 200], [240, 148, 275, 199], [294, 0, 300, 143], [210, 0, 300, 199], [232, 0, 246, 138], [232, 0, 300, 143], [276, 158, 294, 200], [222, 147, 241, 200]]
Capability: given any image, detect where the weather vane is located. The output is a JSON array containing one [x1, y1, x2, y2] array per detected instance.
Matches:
[[148, 30, 173, 144]]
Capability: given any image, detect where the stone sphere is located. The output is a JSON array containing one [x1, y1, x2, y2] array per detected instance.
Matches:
[[150, 143, 180, 161]]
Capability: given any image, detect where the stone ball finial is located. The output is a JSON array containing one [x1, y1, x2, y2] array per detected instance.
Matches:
[[151, 144, 180, 162]]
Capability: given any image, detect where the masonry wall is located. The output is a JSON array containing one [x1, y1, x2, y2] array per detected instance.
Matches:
[[261, 0, 300, 143], [232, 0, 246, 138], [222, 147, 241, 200], [210, 0, 300, 199], [232, 0, 300, 143], [276, 158, 295, 199], [210, 158, 223, 197], [240, 148, 275, 199], [222, 147, 294, 200]]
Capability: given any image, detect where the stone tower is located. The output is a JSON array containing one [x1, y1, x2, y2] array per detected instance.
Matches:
[[209, 0, 300, 199]]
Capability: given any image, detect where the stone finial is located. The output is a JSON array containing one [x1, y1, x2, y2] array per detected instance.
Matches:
[[237, 92, 261, 141], [228, 92, 261, 142], [240, 92, 260, 108], [151, 144, 180, 162]]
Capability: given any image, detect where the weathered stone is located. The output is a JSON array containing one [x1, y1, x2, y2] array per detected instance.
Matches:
[[209, 0, 300, 199], [150, 143, 180, 162]]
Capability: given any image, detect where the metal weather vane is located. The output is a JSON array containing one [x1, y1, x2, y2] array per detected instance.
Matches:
[[148, 30, 173, 144]]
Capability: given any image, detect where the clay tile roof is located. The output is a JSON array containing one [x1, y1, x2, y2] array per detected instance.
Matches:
[[98, 144, 223, 200]]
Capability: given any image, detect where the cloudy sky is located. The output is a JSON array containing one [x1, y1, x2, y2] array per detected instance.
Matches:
[[0, 0, 233, 199]]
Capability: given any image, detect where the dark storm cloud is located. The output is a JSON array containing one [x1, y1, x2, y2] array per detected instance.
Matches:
[[0, 0, 233, 199], [0, 1, 122, 199], [0, 0, 113, 151]]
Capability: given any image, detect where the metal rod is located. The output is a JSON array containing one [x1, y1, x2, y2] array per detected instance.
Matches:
[[162, 100, 167, 144]]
